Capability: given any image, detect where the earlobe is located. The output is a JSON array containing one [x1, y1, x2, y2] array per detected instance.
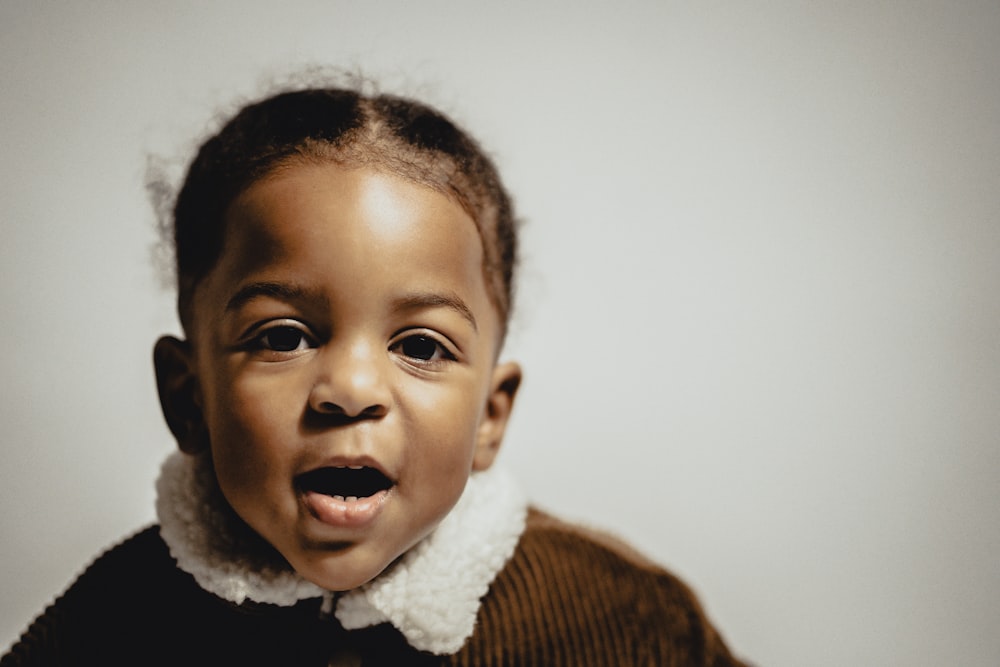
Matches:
[[472, 361, 522, 471], [153, 335, 208, 454]]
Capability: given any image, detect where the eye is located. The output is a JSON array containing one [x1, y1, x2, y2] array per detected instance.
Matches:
[[252, 325, 315, 353], [393, 334, 455, 363]]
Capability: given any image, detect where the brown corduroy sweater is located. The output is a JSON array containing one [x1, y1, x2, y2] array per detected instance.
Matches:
[[2, 509, 748, 666]]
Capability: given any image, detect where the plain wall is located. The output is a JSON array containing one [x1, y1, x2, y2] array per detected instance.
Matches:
[[2, 2, 999, 665]]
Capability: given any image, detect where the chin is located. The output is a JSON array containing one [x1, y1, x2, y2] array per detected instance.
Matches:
[[294, 551, 395, 593], [309, 572, 379, 593]]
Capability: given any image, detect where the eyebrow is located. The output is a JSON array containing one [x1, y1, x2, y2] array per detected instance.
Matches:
[[225, 282, 314, 312], [224, 282, 477, 331], [394, 292, 478, 332]]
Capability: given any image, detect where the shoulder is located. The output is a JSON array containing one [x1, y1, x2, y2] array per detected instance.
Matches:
[[71, 525, 176, 585], [454, 509, 747, 667], [16, 525, 180, 617], [52, 525, 204, 614], [507, 509, 714, 632], [519, 507, 683, 575], [2, 527, 328, 667], [2, 526, 176, 666]]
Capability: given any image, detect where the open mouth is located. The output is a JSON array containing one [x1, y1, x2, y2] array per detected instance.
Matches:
[[296, 466, 394, 501]]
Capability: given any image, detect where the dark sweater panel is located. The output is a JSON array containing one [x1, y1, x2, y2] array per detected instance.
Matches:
[[2, 509, 748, 666]]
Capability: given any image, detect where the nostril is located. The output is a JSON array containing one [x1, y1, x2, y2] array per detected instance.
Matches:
[[311, 400, 385, 421], [317, 400, 344, 414], [359, 404, 387, 418]]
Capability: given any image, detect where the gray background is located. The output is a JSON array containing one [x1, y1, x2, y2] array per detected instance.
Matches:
[[2, 2, 999, 665]]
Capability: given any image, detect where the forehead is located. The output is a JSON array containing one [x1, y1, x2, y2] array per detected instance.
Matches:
[[223, 164, 477, 274], [200, 163, 500, 331]]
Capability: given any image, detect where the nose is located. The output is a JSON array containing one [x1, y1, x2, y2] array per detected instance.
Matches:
[[308, 340, 390, 419]]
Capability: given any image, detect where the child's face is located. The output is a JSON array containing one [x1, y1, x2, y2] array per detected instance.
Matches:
[[162, 163, 519, 591]]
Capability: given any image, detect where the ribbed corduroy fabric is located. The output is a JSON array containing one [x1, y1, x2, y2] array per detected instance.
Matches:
[[449, 510, 745, 666], [2, 510, 748, 666]]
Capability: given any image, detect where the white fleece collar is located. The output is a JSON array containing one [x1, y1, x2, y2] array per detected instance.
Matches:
[[155, 451, 527, 654]]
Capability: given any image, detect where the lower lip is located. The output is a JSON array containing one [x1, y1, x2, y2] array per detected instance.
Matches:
[[302, 489, 391, 529]]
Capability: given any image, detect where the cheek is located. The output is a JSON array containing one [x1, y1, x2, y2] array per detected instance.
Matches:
[[211, 365, 301, 435], [405, 382, 487, 466], [204, 373, 301, 490]]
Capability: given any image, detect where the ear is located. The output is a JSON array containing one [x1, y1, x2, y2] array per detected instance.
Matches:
[[153, 335, 208, 454], [472, 361, 522, 471]]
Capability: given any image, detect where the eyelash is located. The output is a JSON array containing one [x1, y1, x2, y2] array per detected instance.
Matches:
[[243, 321, 457, 365], [390, 332, 457, 365], [247, 323, 316, 354]]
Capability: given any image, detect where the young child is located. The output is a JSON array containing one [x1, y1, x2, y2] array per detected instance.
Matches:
[[3, 86, 749, 666]]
